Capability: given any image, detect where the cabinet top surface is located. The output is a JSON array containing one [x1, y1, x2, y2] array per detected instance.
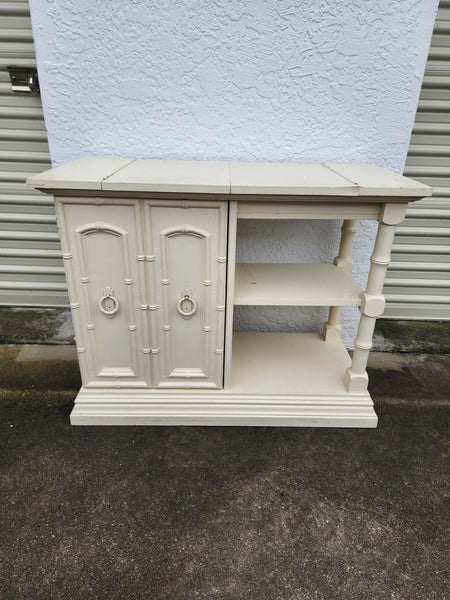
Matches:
[[27, 158, 432, 199]]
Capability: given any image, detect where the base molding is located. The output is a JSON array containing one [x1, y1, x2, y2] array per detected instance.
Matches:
[[70, 387, 378, 427]]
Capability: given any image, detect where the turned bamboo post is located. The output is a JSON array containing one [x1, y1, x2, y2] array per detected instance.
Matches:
[[323, 219, 358, 341], [344, 203, 408, 393]]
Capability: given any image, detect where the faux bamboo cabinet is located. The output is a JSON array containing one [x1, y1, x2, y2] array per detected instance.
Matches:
[[28, 159, 431, 427]]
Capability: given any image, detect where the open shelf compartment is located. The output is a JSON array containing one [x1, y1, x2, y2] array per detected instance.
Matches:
[[230, 331, 354, 396], [234, 263, 363, 306]]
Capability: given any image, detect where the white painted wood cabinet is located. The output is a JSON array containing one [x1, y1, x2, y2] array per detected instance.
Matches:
[[28, 159, 431, 427], [143, 200, 227, 389]]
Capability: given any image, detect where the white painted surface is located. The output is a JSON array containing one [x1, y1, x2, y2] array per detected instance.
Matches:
[[29, 0, 438, 345], [70, 385, 377, 428], [57, 200, 149, 387], [26, 157, 135, 190], [231, 332, 352, 395], [28, 158, 420, 426], [234, 263, 363, 306], [104, 160, 230, 194], [69, 327, 376, 427], [28, 159, 432, 198], [230, 163, 356, 196], [345, 220, 399, 392], [325, 164, 433, 196], [236, 202, 381, 220], [233, 219, 370, 339], [143, 200, 228, 389]]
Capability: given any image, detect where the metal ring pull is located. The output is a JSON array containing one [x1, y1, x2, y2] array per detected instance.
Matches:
[[99, 287, 120, 317], [177, 289, 197, 318]]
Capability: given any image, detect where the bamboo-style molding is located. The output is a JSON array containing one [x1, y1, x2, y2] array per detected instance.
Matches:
[[323, 219, 358, 342], [345, 204, 407, 393]]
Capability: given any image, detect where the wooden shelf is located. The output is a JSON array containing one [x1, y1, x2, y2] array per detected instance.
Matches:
[[234, 263, 363, 306], [230, 332, 352, 396]]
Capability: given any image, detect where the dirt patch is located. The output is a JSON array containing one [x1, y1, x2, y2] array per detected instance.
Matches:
[[0, 308, 74, 344]]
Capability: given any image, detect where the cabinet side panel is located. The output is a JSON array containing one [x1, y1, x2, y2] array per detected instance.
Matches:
[[60, 200, 148, 387], [146, 201, 227, 389]]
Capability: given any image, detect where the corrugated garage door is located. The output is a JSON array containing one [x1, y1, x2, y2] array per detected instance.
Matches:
[[384, 0, 450, 320], [0, 0, 68, 307]]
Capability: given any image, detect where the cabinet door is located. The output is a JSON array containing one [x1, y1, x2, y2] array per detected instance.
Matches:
[[56, 199, 150, 388], [145, 200, 227, 389]]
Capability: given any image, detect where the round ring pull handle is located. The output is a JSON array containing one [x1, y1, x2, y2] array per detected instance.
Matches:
[[99, 289, 120, 317], [177, 290, 197, 318]]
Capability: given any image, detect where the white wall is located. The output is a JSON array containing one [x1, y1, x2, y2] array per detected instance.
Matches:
[[30, 0, 438, 346]]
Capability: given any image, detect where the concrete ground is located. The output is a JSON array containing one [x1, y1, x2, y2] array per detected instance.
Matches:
[[0, 347, 448, 600]]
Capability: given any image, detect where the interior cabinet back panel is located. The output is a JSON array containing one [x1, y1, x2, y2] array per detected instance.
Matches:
[[144, 200, 227, 389], [57, 200, 149, 387]]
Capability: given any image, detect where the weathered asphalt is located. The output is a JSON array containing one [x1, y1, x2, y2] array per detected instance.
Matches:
[[0, 350, 448, 600]]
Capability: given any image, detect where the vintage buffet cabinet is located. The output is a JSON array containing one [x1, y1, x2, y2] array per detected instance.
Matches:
[[28, 159, 431, 427]]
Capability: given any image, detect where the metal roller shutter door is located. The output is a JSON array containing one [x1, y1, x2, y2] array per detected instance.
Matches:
[[384, 0, 450, 320], [0, 0, 67, 307]]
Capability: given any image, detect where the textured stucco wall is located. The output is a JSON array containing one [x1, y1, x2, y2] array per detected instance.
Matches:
[[29, 0, 437, 346]]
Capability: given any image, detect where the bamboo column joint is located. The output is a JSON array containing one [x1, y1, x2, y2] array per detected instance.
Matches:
[[323, 219, 358, 341], [344, 203, 408, 393]]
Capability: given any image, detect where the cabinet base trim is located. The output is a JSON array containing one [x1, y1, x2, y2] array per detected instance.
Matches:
[[70, 387, 377, 427]]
